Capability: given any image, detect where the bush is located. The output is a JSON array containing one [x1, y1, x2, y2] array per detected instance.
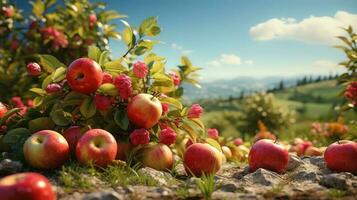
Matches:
[[0, 0, 123, 101], [240, 92, 295, 134]]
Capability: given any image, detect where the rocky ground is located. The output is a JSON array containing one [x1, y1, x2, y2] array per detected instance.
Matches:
[[49, 155, 356, 200]]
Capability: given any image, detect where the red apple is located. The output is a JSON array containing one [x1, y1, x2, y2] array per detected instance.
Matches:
[[0, 172, 55, 200], [66, 58, 103, 94], [127, 93, 162, 129], [140, 143, 173, 171], [23, 130, 69, 169], [234, 138, 243, 146], [248, 139, 289, 174], [0, 102, 8, 118], [63, 126, 82, 153], [76, 129, 117, 167], [222, 146, 232, 159], [305, 146, 323, 156], [184, 143, 223, 177], [116, 141, 132, 161], [324, 140, 357, 174]]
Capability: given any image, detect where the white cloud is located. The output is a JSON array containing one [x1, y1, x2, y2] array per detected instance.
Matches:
[[245, 60, 254, 65], [208, 53, 252, 66], [171, 43, 192, 55], [220, 54, 241, 65], [250, 11, 357, 45]]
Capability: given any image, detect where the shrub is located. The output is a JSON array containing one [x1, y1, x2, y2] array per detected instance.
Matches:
[[240, 92, 295, 135]]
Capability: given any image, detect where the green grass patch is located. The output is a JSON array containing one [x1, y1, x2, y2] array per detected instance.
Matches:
[[327, 189, 347, 199]]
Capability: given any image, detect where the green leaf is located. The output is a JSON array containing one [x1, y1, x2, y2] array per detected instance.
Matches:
[[42, 75, 53, 89], [98, 83, 118, 96], [50, 109, 72, 126], [80, 97, 96, 118], [122, 27, 134, 47], [114, 109, 129, 130], [32, 0, 45, 18], [150, 61, 165, 75], [1, 128, 31, 152], [64, 91, 87, 106], [33, 96, 44, 107], [29, 117, 55, 132], [104, 59, 127, 74], [51, 67, 67, 82], [99, 51, 109, 66], [36, 54, 66, 73], [160, 97, 183, 109], [30, 88, 47, 96], [139, 17, 160, 37], [205, 139, 222, 152], [88, 45, 101, 62]]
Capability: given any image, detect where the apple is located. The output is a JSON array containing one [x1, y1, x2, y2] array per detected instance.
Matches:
[[234, 138, 243, 146], [305, 146, 323, 156], [140, 143, 173, 171], [127, 93, 162, 129], [76, 129, 117, 167], [116, 141, 132, 161], [324, 140, 357, 174], [248, 139, 289, 174], [66, 58, 103, 94], [63, 126, 83, 153], [222, 146, 232, 159], [184, 143, 222, 177], [0, 172, 55, 200], [23, 130, 69, 169], [0, 102, 8, 118]]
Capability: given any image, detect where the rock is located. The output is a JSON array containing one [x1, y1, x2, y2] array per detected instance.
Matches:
[[319, 173, 352, 190], [138, 167, 172, 186], [292, 161, 321, 182], [82, 190, 124, 200], [0, 159, 22, 174], [219, 183, 238, 192], [287, 154, 304, 171], [243, 168, 283, 186], [301, 156, 325, 169]]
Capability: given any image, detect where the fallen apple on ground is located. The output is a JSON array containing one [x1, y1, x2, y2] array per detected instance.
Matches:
[[127, 93, 162, 129], [0, 172, 55, 200], [66, 58, 103, 94], [184, 143, 222, 177], [324, 140, 357, 174], [63, 126, 83, 153], [248, 139, 289, 174], [140, 143, 174, 171], [23, 130, 69, 169], [76, 129, 117, 167]]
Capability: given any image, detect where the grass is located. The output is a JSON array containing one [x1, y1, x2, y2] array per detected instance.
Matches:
[[196, 174, 216, 200], [327, 189, 347, 199], [58, 160, 159, 192]]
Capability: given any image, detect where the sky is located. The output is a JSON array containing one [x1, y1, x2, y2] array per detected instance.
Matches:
[[15, 0, 357, 81]]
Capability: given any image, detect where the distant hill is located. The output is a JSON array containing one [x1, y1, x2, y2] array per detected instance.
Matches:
[[183, 76, 320, 100]]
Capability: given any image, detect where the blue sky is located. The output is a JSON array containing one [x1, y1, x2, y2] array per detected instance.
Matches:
[[105, 0, 357, 81], [15, 0, 357, 81]]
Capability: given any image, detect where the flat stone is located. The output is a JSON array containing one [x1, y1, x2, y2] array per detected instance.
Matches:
[[243, 168, 283, 186], [287, 154, 304, 171], [319, 173, 350, 190], [82, 190, 124, 200], [138, 167, 172, 186]]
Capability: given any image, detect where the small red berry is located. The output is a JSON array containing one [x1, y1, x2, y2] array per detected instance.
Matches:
[[46, 83, 62, 93], [26, 62, 41, 76]]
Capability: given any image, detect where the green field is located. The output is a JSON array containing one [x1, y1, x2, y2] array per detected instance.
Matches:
[[200, 80, 357, 145]]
